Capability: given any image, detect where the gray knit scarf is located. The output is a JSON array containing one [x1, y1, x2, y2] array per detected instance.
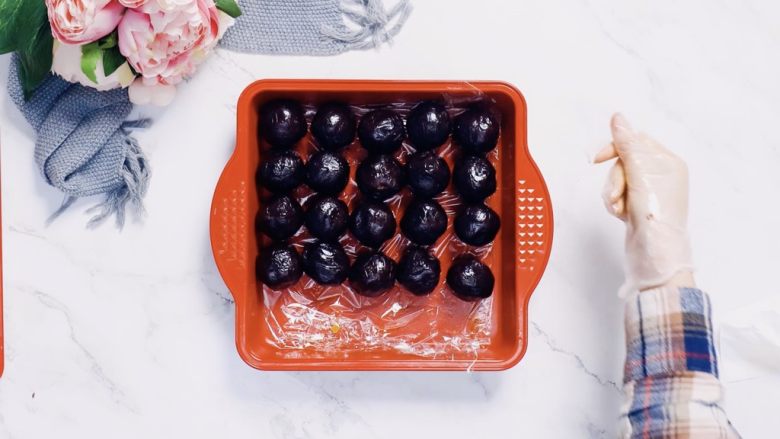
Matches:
[[8, 0, 411, 227]]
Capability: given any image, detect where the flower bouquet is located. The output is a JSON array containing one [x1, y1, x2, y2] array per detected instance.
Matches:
[[1, 0, 240, 105]]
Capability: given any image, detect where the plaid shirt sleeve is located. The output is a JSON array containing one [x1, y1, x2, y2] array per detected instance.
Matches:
[[620, 286, 741, 439]]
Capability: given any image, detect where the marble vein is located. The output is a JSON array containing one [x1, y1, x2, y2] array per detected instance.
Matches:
[[586, 419, 609, 438], [22, 286, 137, 413], [292, 376, 377, 437], [531, 322, 621, 392]]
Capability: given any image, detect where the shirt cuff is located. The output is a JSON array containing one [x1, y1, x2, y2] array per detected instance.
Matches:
[[624, 286, 718, 383]]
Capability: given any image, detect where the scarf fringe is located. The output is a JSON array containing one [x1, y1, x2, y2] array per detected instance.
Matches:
[[321, 0, 413, 50], [46, 120, 152, 229]]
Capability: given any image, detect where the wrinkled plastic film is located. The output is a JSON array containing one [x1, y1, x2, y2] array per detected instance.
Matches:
[[258, 94, 502, 360]]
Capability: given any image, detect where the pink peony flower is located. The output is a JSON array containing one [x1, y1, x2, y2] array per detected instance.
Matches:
[[152, 0, 194, 11], [118, 0, 148, 7], [118, 0, 221, 87], [46, 0, 126, 45]]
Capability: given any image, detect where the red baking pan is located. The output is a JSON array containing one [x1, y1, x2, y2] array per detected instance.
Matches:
[[210, 80, 553, 371]]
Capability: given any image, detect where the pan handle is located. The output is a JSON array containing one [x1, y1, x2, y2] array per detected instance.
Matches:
[[210, 152, 251, 309]]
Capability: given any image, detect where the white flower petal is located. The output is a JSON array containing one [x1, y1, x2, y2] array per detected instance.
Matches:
[[128, 78, 154, 105], [51, 41, 135, 91], [128, 78, 177, 106], [150, 83, 177, 106]]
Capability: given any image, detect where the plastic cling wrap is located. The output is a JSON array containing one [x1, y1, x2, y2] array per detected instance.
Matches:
[[212, 80, 553, 371], [257, 97, 503, 360]]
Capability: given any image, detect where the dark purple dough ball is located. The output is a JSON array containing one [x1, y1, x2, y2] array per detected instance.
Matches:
[[305, 151, 350, 195], [454, 204, 501, 246], [453, 104, 500, 154], [405, 151, 450, 198], [257, 243, 303, 290], [258, 149, 304, 193], [397, 246, 441, 296], [358, 109, 405, 154], [349, 201, 397, 248], [302, 241, 350, 285], [446, 255, 494, 301], [400, 199, 447, 246], [259, 99, 307, 148], [349, 251, 396, 297], [453, 155, 497, 202], [356, 154, 405, 201], [257, 194, 304, 241], [311, 102, 356, 150], [406, 100, 451, 151], [304, 195, 349, 242]]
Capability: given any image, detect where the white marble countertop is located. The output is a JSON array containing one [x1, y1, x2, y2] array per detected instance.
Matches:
[[1, 1, 779, 437]]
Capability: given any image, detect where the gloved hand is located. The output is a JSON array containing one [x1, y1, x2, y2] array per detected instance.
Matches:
[[594, 114, 694, 292]]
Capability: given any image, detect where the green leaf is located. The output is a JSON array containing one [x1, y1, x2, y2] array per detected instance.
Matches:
[[18, 26, 53, 99], [0, 0, 54, 96], [215, 0, 242, 18], [2, 0, 49, 53], [12, 1, 54, 98], [81, 42, 101, 84], [102, 46, 127, 77], [98, 32, 118, 50], [0, 0, 25, 53]]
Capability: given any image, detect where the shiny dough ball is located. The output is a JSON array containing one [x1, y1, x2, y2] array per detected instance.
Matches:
[[356, 154, 405, 201], [305, 151, 350, 195], [349, 251, 397, 297], [454, 204, 501, 246], [400, 198, 447, 246], [258, 243, 303, 289], [349, 201, 397, 248], [397, 246, 441, 295], [405, 151, 450, 198], [453, 155, 497, 202], [358, 109, 406, 154], [259, 99, 308, 147], [304, 195, 349, 242], [311, 102, 357, 150], [257, 194, 304, 241], [453, 104, 500, 154], [446, 255, 495, 301], [302, 241, 350, 285], [406, 100, 451, 151], [258, 149, 304, 193]]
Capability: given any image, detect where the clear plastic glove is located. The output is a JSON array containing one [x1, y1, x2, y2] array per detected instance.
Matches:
[[594, 114, 694, 292]]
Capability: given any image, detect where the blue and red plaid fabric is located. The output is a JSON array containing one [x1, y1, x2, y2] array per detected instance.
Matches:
[[620, 287, 741, 438]]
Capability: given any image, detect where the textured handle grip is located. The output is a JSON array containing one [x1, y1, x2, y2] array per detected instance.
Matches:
[[513, 149, 554, 309], [515, 173, 551, 273], [210, 155, 250, 307]]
